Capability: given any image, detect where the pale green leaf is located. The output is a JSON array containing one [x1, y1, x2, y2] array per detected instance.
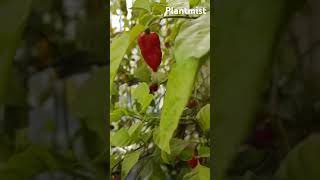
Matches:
[[110, 128, 131, 147], [132, 83, 153, 112], [197, 104, 210, 131], [174, 14, 210, 63], [132, 0, 151, 11], [156, 59, 200, 153], [168, 0, 189, 9], [110, 25, 145, 93], [110, 108, 124, 123]]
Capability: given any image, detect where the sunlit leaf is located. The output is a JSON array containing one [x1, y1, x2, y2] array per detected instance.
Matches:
[[132, 83, 153, 112], [183, 165, 210, 180], [197, 104, 210, 131], [132, 0, 151, 12], [110, 128, 131, 147], [110, 25, 145, 94], [174, 14, 210, 63]]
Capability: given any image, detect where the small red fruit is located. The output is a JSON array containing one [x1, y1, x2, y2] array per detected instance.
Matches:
[[112, 176, 120, 180], [138, 29, 162, 72], [187, 154, 199, 169], [186, 98, 198, 109], [149, 83, 159, 94]]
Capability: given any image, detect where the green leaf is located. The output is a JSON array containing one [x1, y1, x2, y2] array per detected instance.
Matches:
[[276, 134, 320, 180], [161, 138, 190, 163], [110, 108, 124, 123], [69, 67, 107, 141], [189, 0, 201, 8], [183, 165, 210, 180], [151, 2, 168, 15], [132, 83, 153, 112], [156, 58, 200, 153], [174, 14, 210, 63], [110, 128, 131, 147], [197, 146, 210, 158], [197, 104, 210, 131], [128, 122, 144, 142], [132, 0, 151, 12], [110, 24, 145, 93], [134, 61, 151, 82], [168, 0, 189, 9], [151, 71, 167, 84], [213, 0, 290, 179], [180, 148, 194, 161], [121, 150, 142, 178], [156, 11, 209, 155], [0, 0, 32, 108]]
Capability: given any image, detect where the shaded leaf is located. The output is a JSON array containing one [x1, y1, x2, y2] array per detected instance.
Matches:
[[276, 134, 320, 180], [70, 67, 107, 140], [122, 150, 142, 178]]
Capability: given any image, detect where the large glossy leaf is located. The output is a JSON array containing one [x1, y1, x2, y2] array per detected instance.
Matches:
[[156, 59, 200, 153], [70, 67, 107, 140], [156, 14, 209, 153], [213, 0, 289, 179], [0, 0, 32, 108], [276, 134, 320, 180], [110, 25, 145, 93], [174, 14, 210, 63], [121, 150, 142, 178]]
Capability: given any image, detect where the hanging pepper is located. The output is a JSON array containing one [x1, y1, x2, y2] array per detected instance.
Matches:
[[137, 29, 162, 72]]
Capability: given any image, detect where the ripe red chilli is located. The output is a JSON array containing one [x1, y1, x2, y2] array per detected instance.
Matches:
[[138, 29, 162, 72], [187, 154, 199, 169]]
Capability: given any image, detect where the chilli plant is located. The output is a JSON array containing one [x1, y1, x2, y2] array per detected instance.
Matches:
[[110, 0, 210, 179]]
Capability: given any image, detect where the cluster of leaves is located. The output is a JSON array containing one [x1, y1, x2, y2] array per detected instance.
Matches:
[[0, 0, 107, 179], [110, 0, 210, 179]]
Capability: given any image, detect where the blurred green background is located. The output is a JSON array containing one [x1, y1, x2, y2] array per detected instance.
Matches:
[[0, 0, 107, 179]]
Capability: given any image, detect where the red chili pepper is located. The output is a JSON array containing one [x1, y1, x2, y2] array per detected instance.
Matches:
[[187, 154, 199, 169], [138, 29, 162, 72]]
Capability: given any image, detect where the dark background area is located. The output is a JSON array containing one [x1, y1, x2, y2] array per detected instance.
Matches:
[[0, 0, 108, 179], [213, 0, 320, 180]]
